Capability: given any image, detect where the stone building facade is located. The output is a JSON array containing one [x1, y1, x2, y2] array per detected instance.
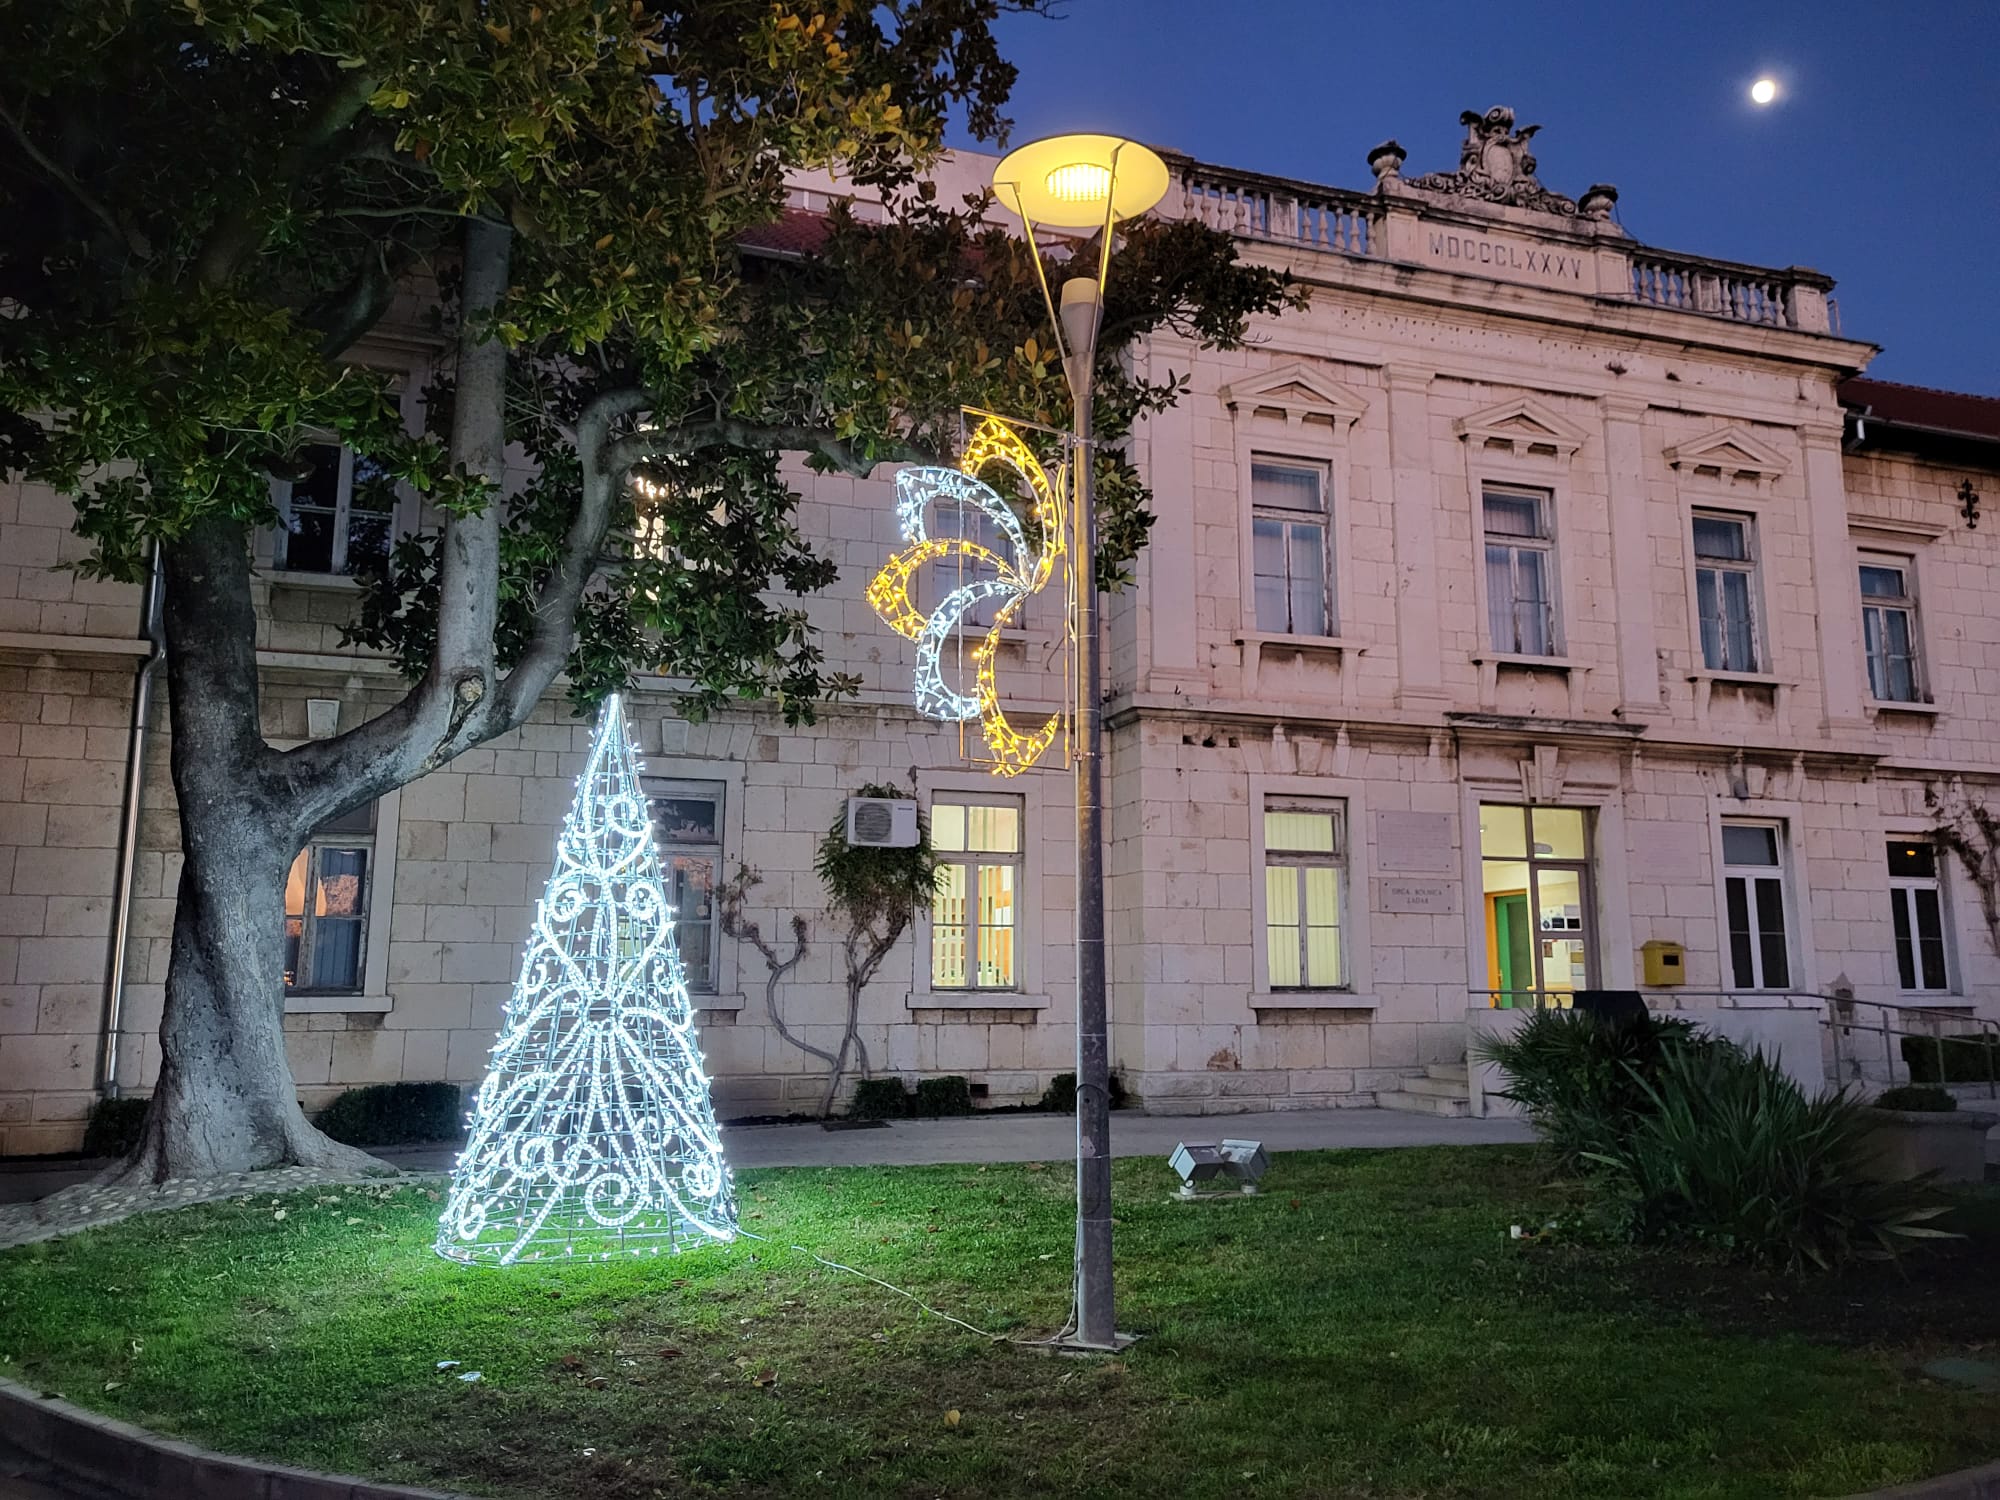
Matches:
[[2, 111, 1998, 1151]]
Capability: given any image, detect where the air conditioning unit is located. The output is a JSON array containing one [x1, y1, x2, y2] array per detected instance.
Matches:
[[845, 796, 919, 848]]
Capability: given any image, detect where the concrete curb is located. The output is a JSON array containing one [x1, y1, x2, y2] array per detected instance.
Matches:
[[1847, 1461, 2000, 1499], [0, 1375, 484, 1500]]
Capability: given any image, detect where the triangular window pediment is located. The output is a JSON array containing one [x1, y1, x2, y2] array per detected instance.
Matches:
[[1222, 362, 1369, 431], [1454, 397, 1588, 459], [1663, 425, 1788, 482]]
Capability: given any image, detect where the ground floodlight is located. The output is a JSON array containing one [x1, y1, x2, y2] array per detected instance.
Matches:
[[1170, 1139, 1269, 1198], [1217, 1139, 1270, 1191]]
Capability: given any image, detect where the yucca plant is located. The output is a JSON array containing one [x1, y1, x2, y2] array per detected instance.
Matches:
[[1472, 1008, 1704, 1172], [1587, 1044, 1957, 1270]]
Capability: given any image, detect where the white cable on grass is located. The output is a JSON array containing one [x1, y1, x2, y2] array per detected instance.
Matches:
[[738, 1226, 1080, 1347]]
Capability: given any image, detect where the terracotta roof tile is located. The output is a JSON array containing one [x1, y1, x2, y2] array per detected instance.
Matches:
[[737, 209, 832, 260], [1840, 377, 2000, 443]]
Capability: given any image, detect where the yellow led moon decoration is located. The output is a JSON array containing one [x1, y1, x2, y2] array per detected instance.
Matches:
[[867, 416, 1066, 777]]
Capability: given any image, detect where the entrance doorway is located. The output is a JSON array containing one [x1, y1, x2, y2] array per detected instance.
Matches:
[[1479, 804, 1595, 1007]]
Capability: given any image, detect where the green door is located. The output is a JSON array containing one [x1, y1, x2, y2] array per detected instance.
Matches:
[[1494, 893, 1532, 1008]]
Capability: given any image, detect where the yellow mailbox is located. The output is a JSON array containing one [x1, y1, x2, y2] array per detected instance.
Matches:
[[1641, 939, 1687, 986]]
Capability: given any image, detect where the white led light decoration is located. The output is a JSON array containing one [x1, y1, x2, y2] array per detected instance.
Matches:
[[866, 415, 1067, 776], [435, 693, 736, 1266]]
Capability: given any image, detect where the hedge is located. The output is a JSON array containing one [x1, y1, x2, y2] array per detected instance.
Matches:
[[314, 1081, 463, 1147], [1901, 1034, 2000, 1086]]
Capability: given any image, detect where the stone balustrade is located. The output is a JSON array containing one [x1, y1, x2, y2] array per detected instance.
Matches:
[[1163, 155, 1839, 337], [1628, 247, 1837, 333], [1172, 158, 1376, 256]]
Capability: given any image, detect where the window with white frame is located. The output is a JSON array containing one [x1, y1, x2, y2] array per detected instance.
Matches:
[[271, 442, 396, 577], [1887, 839, 1951, 993], [1482, 485, 1557, 656], [1263, 799, 1345, 989], [1860, 557, 1924, 703], [283, 801, 376, 995], [1250, 459, 1331, 637], [925, 496, 1027, 631], [1692, 511, 1762, 672], [930, 792, 1022, 991], [1721, 821, 1791, 990], [651, 781, 725, 994]]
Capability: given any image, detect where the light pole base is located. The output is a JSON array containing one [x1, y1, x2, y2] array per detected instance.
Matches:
[[1049, 1330, 1142, 1357]]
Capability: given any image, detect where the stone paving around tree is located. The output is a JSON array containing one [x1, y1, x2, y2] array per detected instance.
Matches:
[[0, 1163, 402, 1253]]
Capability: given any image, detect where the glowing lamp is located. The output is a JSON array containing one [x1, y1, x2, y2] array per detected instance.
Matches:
[[1044, 161, 1112, 203], [991, 134, 1169, 228]]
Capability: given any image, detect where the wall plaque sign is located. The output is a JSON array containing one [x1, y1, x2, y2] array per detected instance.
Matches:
[[1630, 821, 1705, 884], [1375, 810, 1455, 872], [1375, 878, 1458, 915]]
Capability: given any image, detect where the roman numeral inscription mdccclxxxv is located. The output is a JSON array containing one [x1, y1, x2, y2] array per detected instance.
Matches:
[[1427, 230, 1585, 282]]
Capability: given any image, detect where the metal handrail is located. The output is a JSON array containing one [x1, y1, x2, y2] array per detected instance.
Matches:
[[1467, 988, 1999, 1098], [1467, 988, 1823, 1011], [1824, 995, 2000, 1100]]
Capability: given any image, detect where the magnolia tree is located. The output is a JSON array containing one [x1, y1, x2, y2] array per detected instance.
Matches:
[[0, 2, 1294, 1181]]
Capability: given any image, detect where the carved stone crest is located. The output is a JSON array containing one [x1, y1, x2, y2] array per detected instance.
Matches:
[[1404, 106, 1588, 217]]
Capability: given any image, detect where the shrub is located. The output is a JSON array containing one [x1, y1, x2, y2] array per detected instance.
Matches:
[[1038, 1070, 1130, 1113], [1589, 1043, 1953, 1270], [913, 1075, 973, 1117], [1876, 1084, 1958, 1113], [315, 1082, 462, 1148], [1472, 1008, 1702, 1171], [1901, 1034, 2000, 1085], [81, 1096, 148, 1159], [1040, 1072, 1077, 1113], [850, 1077, 911, 1120]]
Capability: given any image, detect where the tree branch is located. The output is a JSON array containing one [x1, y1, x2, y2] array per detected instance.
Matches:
[[717, 868, 831, 1068], [424, 216, 513, 751], [491, 385, 650, 728], [0, 97, 150, 258], [191, 68, 381, 289], [305, 246, 397, 359], [274, 222, 513, 817], [603, 419, 940, 481]]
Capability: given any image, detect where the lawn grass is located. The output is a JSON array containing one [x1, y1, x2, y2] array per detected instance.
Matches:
[[1, 1146, 1996, 1499]]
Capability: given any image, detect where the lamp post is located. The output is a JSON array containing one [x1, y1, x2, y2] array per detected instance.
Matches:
[[990, 134, 1168, 1350]]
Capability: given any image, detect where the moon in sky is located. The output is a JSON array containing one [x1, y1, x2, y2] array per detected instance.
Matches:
[[1750, 78, 1779, 105]]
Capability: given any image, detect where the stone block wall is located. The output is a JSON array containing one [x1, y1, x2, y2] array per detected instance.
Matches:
[[4, 204, 2000, 1151]]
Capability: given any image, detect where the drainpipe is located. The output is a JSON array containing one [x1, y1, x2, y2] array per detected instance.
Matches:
[[97, 543, 166, 1099]]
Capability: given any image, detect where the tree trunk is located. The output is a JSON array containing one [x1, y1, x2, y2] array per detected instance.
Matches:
[[115, 797, 381, 1180], [105, 517, 382, 1183]]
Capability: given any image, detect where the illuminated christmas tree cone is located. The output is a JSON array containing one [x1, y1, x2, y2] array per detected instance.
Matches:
[[436, 693, 736, 1265]]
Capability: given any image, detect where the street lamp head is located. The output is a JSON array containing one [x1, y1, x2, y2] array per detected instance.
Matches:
[[991, 134, 1169, 228]]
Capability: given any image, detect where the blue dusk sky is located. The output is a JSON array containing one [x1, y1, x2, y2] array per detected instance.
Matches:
[[966, 0, 2000, 395]]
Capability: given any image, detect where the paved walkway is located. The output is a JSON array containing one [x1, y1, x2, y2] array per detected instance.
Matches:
[[0, 1108, 1534, 1207], [0, 1437, 116, 1500]]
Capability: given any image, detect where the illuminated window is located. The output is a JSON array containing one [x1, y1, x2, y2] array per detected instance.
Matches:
[[283, 801, 375, 994], [1860, 557, 1924, 703], [651, 781, 725, 993], [1887, 840, 1951, 993], [930, 793, 1022, 991], [1479, 803, 1593, 1007], [1721, 821, 1790, 990], [1693, 511, 1762, 672], [1264, 800, 1345, 989], [1251, 459, 1331, 636], [1484, 486, 1557, 656], [271, 443, 395, 578]]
